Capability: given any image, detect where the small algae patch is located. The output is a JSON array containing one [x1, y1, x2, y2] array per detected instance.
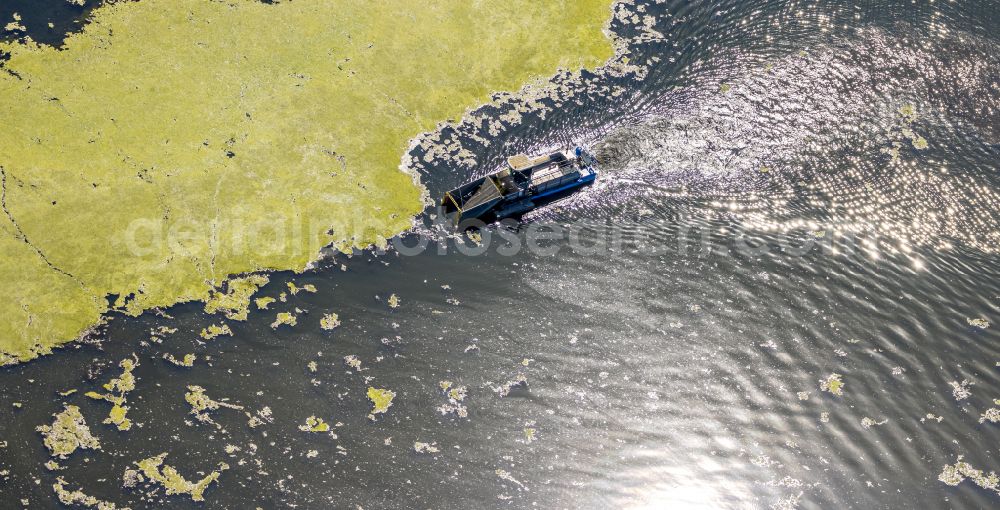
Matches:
[[270, 312, 297, 329], [344, 355, 364, 371], [163, 353, 196, 368], [255, 297, 276, 310], [939, 456, 1000, 494], [968, 317, 990, 329], [367, 387, 396, 417], [299, 416, 331, 433], [36, 405, 101, 458], [413, 441, 439, 454], [246, 407, 274, 428], [0, 0, 617, 365], [85, 355, 139, 431], [387, 294, 401, 309], [127, 453, 228, 502], [199, 324, 232, 340], [184, 385, 243, 426], [204, 275, 270, 321], [4, 13, 25, 33], [53, 477, 129, 510], [980, 407, 1000, 424], [950, 379, 973, 401], [820, 373, 844, 396], [523, 426, 537, 444], [320, 313, 341, 330], [437, 380, 469, 418], [892, 103, 930, 154], [861, 417, 887, 429], [898, 103, 917, 122]]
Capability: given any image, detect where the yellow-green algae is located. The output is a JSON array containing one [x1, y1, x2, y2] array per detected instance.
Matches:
[[203, 275, 270, 321], [820, 373, 844, 396], [36, 405, 101, 458], [940, 456, 1000, 494], [367, 387, 396, 417], [0, 0, 617, 365], [287, 282, 317, 295], [270, 312, 297, 329], [127, 453, 228, 502], [968, 317, 990, 329], [163, 353, 196, 367], [319, 312, 341, 330], [437, 380, 468, 418], [85, 355, 139, 431], [53, 477, 129, 510], [298, 415, 331, 433], [199, 323, 232, 340], [184, 385, 243, 425]]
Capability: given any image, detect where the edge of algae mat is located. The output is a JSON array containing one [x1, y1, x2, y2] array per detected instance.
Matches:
[[0, 0, 618, 365]]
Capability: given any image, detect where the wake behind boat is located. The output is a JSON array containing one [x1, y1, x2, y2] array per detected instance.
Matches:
[[440, 147, 598, 225]]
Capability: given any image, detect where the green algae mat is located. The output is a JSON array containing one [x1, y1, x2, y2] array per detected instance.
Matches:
[[0, 0, 616, 364]]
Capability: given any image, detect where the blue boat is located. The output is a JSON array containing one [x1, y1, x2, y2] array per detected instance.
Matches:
[[441, 146, 598, 225]]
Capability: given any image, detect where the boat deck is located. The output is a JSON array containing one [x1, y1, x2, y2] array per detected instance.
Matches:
[[530, 160, 578, 187]]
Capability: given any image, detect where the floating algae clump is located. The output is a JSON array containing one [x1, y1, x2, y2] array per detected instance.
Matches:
[[299, 416, 331, 433], [204, 275, 270, 321], [270, 312, 297, 329], [320, 313, 341, 330], [36, 405, 101, 458], [128, 453, 228, 502], [950, 379, 974, 401], [413, 441, 439, 454], [367, 387, 396, 417], [287, 282, 318, 295], [85, 355, 139, 431], [255, 297, 276, 310], [344, 355, 364, 371], [199, 324, 232, 340], [968, 317, 990, 329], [898, 103, 917, 122], [53, 477, 129, 510], [980, 408, 1000, 424], [387, 294, 401, 309], [939, 456, 1000, 494], [4, 13, 25, 33], [0, 0, 617, 365], [185, 385, 243, 426], [437, 380, 469, 418], [861, 417, 887, 429], [163, 353, 196, 367], [820, 373, 844, 396]]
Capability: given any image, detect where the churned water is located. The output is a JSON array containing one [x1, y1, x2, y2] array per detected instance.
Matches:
[[2, 0, 999, 508]]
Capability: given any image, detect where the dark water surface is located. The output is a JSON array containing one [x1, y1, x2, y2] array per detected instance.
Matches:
[[2, 0, 1000, 508]]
